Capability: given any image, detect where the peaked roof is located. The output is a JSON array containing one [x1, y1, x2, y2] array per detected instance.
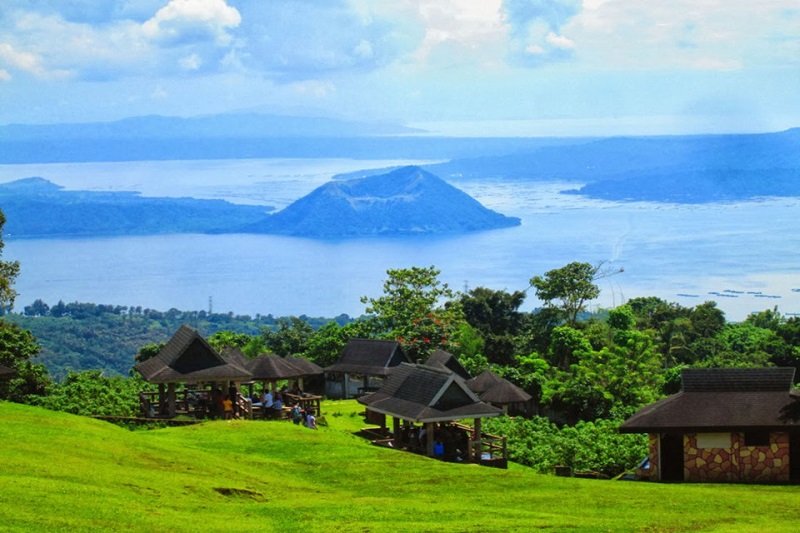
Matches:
[[480, 379, 533, 404], [358, 363, 503, 423], [133, 324, 252, 384], [620, 367, 800, 433], [324, 338, 411, 376], [467, 370, 504, 394], [247, 353, 305, 381], [284, 355, 324, 376], [0, 363, 16, 380], [425, 349, 471, 380], [220, 346, 250, 369]]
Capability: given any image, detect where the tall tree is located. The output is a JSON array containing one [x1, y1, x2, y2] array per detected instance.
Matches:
[[0, 210, 21, 312], [460, 287, 526, 365], [361, 266, 465, 361], [529, 262, 602, 326]]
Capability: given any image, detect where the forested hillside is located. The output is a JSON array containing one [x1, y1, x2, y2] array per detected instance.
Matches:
[[6, 301, 352, 379]]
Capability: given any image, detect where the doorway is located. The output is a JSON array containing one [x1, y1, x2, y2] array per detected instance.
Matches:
[[660, 433, 685, 482]]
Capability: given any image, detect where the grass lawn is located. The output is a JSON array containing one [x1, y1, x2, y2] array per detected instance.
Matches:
[[2, 399, 800, 532]]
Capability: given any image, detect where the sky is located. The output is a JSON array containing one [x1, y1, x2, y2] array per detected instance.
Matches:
[[1, 0, 799, 136]]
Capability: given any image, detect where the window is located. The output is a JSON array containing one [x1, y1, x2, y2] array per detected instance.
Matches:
[[744, 431, 770, 447], [696, 433, 732, 449]]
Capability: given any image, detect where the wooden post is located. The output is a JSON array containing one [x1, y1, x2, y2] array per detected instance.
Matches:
[[426, 422, 435, 457], [393, 417, 401, 448], [158, 383, 166, 416], [167, 383, 177, 418], [343, 373, 350, 399], [473, 418, 483, 462]]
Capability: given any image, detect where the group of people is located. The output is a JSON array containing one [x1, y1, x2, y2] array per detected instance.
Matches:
[[255, 386, 317, 429]]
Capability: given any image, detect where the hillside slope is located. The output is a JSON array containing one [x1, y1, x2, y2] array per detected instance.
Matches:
[[3, 401, 800, 532]]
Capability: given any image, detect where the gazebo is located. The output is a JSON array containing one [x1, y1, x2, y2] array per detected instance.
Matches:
[[325, 338, 411, 399], [468, 369, 534, 416], [133, 324, 252, 418], [358, 363, 506, 466], [284, 355, 325, 394]]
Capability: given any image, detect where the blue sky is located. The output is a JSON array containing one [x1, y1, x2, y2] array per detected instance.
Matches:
[[1, 0, 799, 136]]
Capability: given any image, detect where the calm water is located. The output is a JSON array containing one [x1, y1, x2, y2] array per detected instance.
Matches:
[[2, 159, 799, 321]]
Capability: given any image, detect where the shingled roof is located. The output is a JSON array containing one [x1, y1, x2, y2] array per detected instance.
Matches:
[[620, 367, 800, 433], [284, 355, 324, 376], [425, 349, 471, 380], [133, 325, 252, 384], [357, 363, 503, 423], [467, 370, 504, 395], [247, 353, 305, 381], [325, 338, 411, 376]]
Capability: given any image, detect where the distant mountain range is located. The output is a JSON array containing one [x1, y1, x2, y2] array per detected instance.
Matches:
[[240, 166, 521, 237], [0, 167, 520, 239]]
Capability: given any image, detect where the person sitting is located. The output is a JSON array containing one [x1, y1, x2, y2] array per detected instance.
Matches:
[[291, 403, 304, 425], [273, 395, 283, 413], [305, 409, 318, 430]]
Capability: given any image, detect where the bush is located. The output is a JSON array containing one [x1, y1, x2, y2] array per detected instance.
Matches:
[[484, 416, 647, 477]]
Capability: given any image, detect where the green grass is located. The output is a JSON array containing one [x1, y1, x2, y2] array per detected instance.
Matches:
[[3, 400, 800, 532]]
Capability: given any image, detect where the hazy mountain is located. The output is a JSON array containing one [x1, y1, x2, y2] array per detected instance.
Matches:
[[0, 177, 273, 238], [0, 112, 423, 141], [242, 166, 521, 237]]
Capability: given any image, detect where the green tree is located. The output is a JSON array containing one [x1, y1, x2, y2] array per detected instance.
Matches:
[[529, 262, 601, 326], [361, 266, 466, 360], [262, 316, 314, 357], [0, 320, 50, 402], [303, 320, 375, 367], [460, 287, 526, 365], [0, 210, 20, 312]]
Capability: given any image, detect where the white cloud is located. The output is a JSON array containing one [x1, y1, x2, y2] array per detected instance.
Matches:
[[142, 0, 241, 46], [180, 53, 203, 71], [545, 32, 574, 49], [291, 79, 337, 98], [0, 69, 11, 81], [0, 42, 46, 76]]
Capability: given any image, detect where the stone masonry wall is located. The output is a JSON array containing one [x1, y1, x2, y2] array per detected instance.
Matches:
[[683, 432, 790, 483]]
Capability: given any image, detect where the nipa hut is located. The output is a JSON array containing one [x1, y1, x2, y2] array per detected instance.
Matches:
[[325, 338, 411, 399], [358, 363, 507, 467], [133, 324, 251, 418], [468, 369, 533, 416]]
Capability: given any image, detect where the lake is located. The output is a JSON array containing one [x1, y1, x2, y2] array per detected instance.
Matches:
[[2, 158, 799, 321]]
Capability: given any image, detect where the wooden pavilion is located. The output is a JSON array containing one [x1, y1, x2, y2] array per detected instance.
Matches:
[[133, 324, 252, 418], [468, 369, 533, 416], [620, 367, 800, 483], [246, 353, 323, 417], [358, 363, 507, 467], [325, 338, 411, 399]]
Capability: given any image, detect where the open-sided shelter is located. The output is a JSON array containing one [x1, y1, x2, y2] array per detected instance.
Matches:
[[325, 338, 411, 399], [468, 369, 533, 416], [620, 367, 800, 483], [134, 324, 252, 417], [358, 363, 505, 465]]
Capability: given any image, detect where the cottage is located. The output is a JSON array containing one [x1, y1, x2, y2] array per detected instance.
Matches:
[[425, 349, 472, 380], [358, 362, 507, 467], [468, 369, 534, 416], [324, 338, 411, 399], [620, 367, 800, 483]]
